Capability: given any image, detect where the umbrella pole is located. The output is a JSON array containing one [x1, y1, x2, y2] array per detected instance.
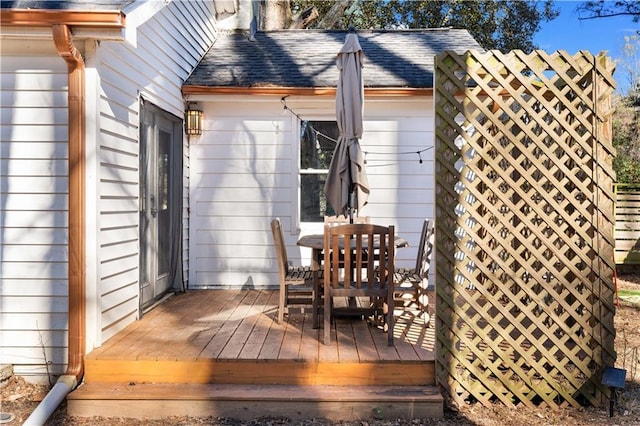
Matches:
[[349, 191, 354, 223], [347, 142, 354, 224]]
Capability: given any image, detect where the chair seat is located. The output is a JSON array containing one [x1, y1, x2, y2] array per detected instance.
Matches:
[[285, 265, 316, 282], [393, 267, 430, 321], [382, 219, 434, 324], [283, 267, 323, 309], [394, 267, 419, 280]]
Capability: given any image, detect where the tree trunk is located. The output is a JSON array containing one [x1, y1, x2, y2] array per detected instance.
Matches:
[[259, 0, 291, 31]]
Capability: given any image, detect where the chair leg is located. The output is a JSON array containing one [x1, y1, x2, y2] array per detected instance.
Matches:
[[386, 289, 394, 346], [278, 282, 286, 324], [323, 290, 331, 345], [386, 304, 394, 346], [312, 275, 319, 329], [423, 287, 434, 328]]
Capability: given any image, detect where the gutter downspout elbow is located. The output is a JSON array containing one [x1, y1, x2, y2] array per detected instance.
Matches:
[[23, 376, 77, 426], [26, 23, 86, 425]]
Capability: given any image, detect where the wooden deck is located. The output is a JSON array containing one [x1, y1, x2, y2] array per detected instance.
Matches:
[[69, 289, 441, 420], [84, 289, 435, 383]]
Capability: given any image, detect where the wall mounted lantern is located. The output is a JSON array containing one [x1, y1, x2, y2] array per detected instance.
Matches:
[[185, 105, 203, 135]]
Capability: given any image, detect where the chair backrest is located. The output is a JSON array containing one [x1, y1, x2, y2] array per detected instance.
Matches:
[[270, 218, 289, 279], [415, 219, 435, 277], [324, 223, 394, 291], [324, 215, 370, 226]]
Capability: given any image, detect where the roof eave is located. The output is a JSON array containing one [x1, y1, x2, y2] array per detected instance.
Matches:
[[182, 86, 433, 96], [1, 9, 126, 28]]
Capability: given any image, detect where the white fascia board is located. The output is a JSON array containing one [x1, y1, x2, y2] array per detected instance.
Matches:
[[121, 0, 171, 47], [72, 27, 125, 41], [0, 26, 54, 40], [1, 26, 124, 42]]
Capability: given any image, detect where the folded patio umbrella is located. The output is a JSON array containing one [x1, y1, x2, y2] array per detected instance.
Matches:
[[324, 30, 370, 221]]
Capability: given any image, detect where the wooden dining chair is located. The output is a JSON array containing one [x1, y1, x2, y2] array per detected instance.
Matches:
[[393, 218, 434, 323], [270, 218, 320, 324], [323, 223, 395, 346], [324, 215, 370, 225]]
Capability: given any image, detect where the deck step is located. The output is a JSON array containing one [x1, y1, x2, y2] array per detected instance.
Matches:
[[67, 383, 444, 421], [83, 359, 435, 386]]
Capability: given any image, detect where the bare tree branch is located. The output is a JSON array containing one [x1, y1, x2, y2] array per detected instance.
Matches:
[[316, 0, 353, 29], [578, 12, 640, 20], [289, 6, 319, 29], [576, 1, 640, 21]]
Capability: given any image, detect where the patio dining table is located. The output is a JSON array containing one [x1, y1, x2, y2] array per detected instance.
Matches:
[[296, 232, 408, 328]]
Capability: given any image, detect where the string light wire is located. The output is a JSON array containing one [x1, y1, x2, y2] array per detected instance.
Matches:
[[281, 96, 433, 164]]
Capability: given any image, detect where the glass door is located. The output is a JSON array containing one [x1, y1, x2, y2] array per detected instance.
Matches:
[[140, 102, 180, 309]]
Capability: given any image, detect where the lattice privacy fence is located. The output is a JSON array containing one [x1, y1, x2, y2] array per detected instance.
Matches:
[[615, 184, 640, 265], [434, 50, 617, 409]]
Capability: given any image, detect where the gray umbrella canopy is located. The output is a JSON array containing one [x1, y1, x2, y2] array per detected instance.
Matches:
[[323, 32, 370, 220]]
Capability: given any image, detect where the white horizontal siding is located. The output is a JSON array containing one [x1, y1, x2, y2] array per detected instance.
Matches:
[[1, 193, 68, 210], [1, 295, 68, 313], [0, 52, 70, 380], [101, 267, 139, 295], [0, 141, 67, 157], [1, 105, 67, 124], [189, 96, 435, 288], [0, 90, 68, 108], [2, 330, 67, 347], [1, 210, 67, 228], [2, 244, 67, 263], [2, 227, 67, 245], [1, 262, 67, 280], [100, 226, 137, 245], [1, 280, 67, 297], [0, 158, 68, 176], [1, 342, 68, 369], [1, 175, 66, 193], [100, 211, 138, 229]]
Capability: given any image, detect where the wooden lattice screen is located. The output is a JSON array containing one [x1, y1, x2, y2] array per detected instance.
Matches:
[[434, 50, 617, 409], [615, 183, 640, 265]]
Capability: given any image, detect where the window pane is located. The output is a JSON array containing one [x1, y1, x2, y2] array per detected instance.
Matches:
[[300, 120, 339, 222], [157, 129, 171, 275], [300, 121, 338, 169], [301, 174, 337, 222]]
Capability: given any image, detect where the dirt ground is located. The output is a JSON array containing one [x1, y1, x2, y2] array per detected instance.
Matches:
[[2, 274, 639, 426]]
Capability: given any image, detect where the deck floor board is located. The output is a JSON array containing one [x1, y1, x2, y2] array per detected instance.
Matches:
[[87, 289, 435, 366]]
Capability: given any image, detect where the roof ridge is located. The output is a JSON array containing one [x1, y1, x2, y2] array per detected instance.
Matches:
[[254, 27, 459, 34]]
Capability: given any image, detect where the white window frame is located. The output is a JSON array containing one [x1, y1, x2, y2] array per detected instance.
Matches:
[[294, 113, 338, 235]]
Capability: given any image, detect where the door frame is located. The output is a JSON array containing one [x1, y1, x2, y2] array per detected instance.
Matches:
[[139, 99, 184, 312]]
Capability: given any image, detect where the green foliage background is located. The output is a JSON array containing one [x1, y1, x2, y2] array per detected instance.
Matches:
[[291, 0, 559, 52]]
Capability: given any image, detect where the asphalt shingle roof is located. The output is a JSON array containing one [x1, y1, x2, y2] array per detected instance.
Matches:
[[185, 29, 483, 89]]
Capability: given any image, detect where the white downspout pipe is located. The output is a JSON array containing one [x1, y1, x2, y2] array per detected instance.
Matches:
[[23, 376, 77, 425]]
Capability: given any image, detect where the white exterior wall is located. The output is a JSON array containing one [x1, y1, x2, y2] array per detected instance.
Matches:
[[0, 41, 71, 381], [0, 0, 218, 382], [189, 95, 434, 289], [93, 0, 217, 343]]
